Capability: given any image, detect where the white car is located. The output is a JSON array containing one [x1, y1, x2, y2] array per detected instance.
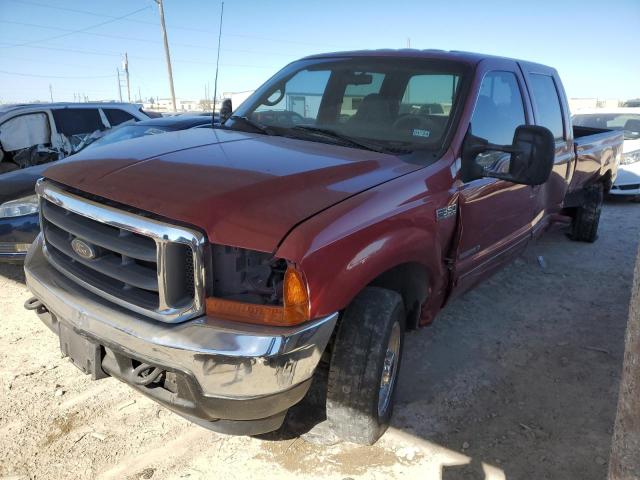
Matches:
[[0, 102, 154, 175], [0, 103, 155, 260], [573, 108, 640, 199]]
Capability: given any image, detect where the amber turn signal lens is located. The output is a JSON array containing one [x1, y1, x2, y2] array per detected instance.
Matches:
[[206, 266, 310, 326], [283, 267, 310, 325]]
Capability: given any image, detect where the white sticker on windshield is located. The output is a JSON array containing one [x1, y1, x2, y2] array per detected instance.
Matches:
[[412, 129, 431, 138]]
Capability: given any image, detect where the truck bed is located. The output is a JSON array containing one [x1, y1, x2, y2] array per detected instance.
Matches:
[[570, 126, 623, 192]]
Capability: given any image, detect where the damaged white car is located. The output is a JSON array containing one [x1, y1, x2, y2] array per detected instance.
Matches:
[[0, 103, 154, 261], [0, 103, 153, 175]]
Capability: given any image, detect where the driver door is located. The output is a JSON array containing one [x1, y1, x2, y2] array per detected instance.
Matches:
[[451, 69, 536, 294]]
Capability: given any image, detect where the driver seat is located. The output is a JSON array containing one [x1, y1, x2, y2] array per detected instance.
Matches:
[[347, 94, 394, 127]]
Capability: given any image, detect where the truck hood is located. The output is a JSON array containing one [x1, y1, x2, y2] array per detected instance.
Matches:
[[44, 128, 422, 252]]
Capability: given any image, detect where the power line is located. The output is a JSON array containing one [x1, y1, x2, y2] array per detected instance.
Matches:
[[0, 5, 152, 49], [0, 69, 117, 79], [7, 0, 214, 33], [0, 19, 163, 46], [0, 43, 279, 68], [7, 0, 350, 48], [0, 20, 312, 57], [0, 54, 116, 70], [0, 43, 121, 58]]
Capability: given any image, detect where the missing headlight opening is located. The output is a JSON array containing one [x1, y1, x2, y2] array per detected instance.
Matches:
[[209, 245, 287, 306]]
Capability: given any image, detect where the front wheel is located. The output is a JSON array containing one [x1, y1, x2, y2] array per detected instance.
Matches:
[[326, 287, 405, 445]]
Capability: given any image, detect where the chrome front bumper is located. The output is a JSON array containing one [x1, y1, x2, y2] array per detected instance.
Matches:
[[25, 234, 337, 404]]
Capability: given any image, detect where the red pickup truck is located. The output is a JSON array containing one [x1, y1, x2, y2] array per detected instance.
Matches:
[[24, 50, 622, 445]]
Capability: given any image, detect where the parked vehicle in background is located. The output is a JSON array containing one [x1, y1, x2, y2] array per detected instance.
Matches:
[[573, 108, 640, 199], [24, 50, 622, 445], [0, 103, 151, 175], [0, 112, 207, 262], [0, 103, 150, 262], [79, 115, 214, 152]]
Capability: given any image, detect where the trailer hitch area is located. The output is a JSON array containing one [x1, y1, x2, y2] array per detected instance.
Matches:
[[132, 363, 166, 386]]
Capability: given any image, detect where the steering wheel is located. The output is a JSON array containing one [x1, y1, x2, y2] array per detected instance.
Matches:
[[392, 114, 438, 137]]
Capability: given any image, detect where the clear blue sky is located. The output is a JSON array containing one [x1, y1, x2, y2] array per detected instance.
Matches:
[[0, 0, 638, 104]]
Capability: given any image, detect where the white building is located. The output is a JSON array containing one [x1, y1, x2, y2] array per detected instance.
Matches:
[[569, 98, 622, 112], [222, 90, 255, 110], [142, 98, 208, 114]]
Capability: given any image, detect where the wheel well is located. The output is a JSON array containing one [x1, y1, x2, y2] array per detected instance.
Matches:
[[368, 262, 428, 330]]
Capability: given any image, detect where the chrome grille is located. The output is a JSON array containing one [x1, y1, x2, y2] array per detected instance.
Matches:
[[36, 179, 205, 323]]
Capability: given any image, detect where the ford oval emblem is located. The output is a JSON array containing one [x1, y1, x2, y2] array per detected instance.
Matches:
[[71, 238, 96, 260]]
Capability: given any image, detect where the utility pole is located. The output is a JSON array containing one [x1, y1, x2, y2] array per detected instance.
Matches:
[[212, 1, 224, 125], [155, 0, 176, 111], [123, 53, 131, 102], [49, 84, 53, 102], [117, 68, 123, 102]]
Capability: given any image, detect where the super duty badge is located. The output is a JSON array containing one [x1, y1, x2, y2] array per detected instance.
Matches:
[[436, 204, 457, 221]]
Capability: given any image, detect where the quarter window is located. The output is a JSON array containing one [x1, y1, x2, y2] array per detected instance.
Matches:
[[471, 71, 525, 145], [103, 108, 137, 127], [529, 74, 564, 140]]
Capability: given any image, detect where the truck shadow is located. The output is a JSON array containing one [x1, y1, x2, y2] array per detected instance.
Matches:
[[0, 262, 25, 283], [261, 207, 639, 479]]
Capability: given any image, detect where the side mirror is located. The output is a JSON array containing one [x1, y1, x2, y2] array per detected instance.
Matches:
[[220, 98, 233, 123], [462, 125, 555, 186]]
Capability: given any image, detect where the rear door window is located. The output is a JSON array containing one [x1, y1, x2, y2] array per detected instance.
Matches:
[[52, 108, 105, 136], [103, 108, 137, 127], [52, 108, 107, 150], [529, 74, 564, 140]]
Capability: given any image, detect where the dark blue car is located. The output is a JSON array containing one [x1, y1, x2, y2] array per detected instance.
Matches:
[[0, 115, 214, 262]]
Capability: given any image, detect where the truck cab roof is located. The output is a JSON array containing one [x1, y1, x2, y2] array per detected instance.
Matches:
[[302, 48, 555, 71]]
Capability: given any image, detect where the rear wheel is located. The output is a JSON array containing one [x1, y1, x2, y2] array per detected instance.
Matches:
[[570, 183, 603, 243], [326, 287, 405, 445]]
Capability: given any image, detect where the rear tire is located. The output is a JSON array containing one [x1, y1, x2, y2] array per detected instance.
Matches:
[[570, 183, 603, 243], [326, 286, 405, 445]]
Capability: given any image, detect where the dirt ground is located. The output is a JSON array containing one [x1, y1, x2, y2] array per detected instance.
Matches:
[[1, 199, 639, 480]]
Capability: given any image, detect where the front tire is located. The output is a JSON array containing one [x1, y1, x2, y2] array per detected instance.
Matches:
[[326, 287, 405, 445], [570, 183, 603, 242]]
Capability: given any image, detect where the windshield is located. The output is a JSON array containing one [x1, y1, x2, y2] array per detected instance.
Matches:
[[573, 113, 640, 140], [230, 57, 467, 154], [84, 124, 171, 150]]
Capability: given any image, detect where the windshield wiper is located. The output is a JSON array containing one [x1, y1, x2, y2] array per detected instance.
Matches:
[[228, 115, 275, 135], [291, 126, 387, 153]]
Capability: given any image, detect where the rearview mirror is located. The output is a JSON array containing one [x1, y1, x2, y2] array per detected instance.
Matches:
[[345, 72, 373, 85], [220, 98, 233, 123], [462, 125, 555, 186]]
